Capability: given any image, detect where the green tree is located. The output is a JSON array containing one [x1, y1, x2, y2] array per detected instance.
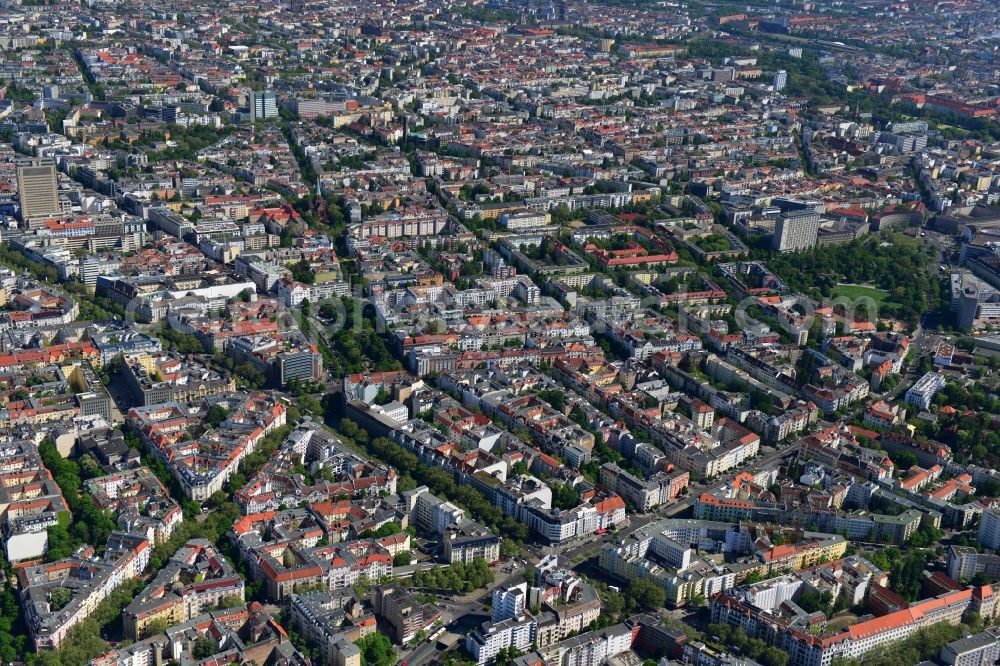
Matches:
[[495, 646, 525, 666], [550, 481, 580, 510], [889, 550, 929, 602], [355, 632, 395, 666], [360, 521, 403, 539], [46, 523, 76, 560], [205, 404, 229, 428], [143, 618, 170, 637], [49, 587, 72, 611], [626, 577, 665, 611], [192, 636, 217, 659], [217, 594, 243, 610], [601, 587, 626, 620]]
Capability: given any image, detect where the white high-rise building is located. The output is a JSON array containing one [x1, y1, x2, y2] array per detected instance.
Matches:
[[772, 209, 820, 252], [250, 91, 278, 120], [773, 69, 788, 91], [491, 582, 528, 622], [978, 508, 1000, 550]]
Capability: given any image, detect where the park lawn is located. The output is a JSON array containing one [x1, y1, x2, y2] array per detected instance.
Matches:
[[937, 123, 970, 134], [885, 231, 924, 251], [831, 283, 889, 302]]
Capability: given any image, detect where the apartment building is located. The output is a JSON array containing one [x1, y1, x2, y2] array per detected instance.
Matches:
[[712, 585, 994, 666], [939, 628, 1000, 666], [123, 353, 235, 407], [229, 510, 393, 601], [122, 539, 244, 639], [0, 440, 71, 562], [17, 161, 60, 221], [978, 508, 1000, 550], [536, 623, 635, 666], [948, 546, 1000, 582], [85, 467, 183, 546], [465, 616, 537, 665], [442, 520, 502, 564], [130, 392, 286, 501], [905, 371, 946, 410], [599, 462, 689, 512], [20, 533, 151, 649], [290, 590, 374, 666], [371, 586, 439, 643]]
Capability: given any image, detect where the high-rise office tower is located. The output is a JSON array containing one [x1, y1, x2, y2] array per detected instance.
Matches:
[[773, 69, 788, 91], [250, 91, 278, 120], [772, 209, 820, 252], [17, 161, 59, 222]]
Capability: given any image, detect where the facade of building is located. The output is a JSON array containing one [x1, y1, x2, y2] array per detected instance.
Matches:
[[442, 520, 501, 564], [712, 584, 996, 666], [20, 533, 151, 649], [939, 628, 1000, 666], [17, 161, 60, 221], [465, 616, 537, 666], [773, 69, 788, 91], [978, 508, 1000, 550], [251, 91, 279, 120], [371, 586, 439, 644], [772, 210, 820, 252], [122, 539, 244, 640]]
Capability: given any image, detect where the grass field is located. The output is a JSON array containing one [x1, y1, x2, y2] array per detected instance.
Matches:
[[813, 615, 857, 636], [831, 283, 889, 302], [937, 123, 970, 135]]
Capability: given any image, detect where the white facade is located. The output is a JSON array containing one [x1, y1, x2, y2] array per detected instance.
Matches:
[[500, 211, 549, 230], [773, 69, 788, 91], [979, 509, 1000, 550], [773, 210, 820, 252], [544, 624, 633, 666], [6, 530, 48, 563], [372, 401, 409, 424], [905, 372, 946, 410], [466, 617, 537, 666], [492, 582, 528, 622], [432, 501, 466, 535]]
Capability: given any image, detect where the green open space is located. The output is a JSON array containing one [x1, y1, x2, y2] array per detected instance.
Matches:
[[831, 283, 889, 302]]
